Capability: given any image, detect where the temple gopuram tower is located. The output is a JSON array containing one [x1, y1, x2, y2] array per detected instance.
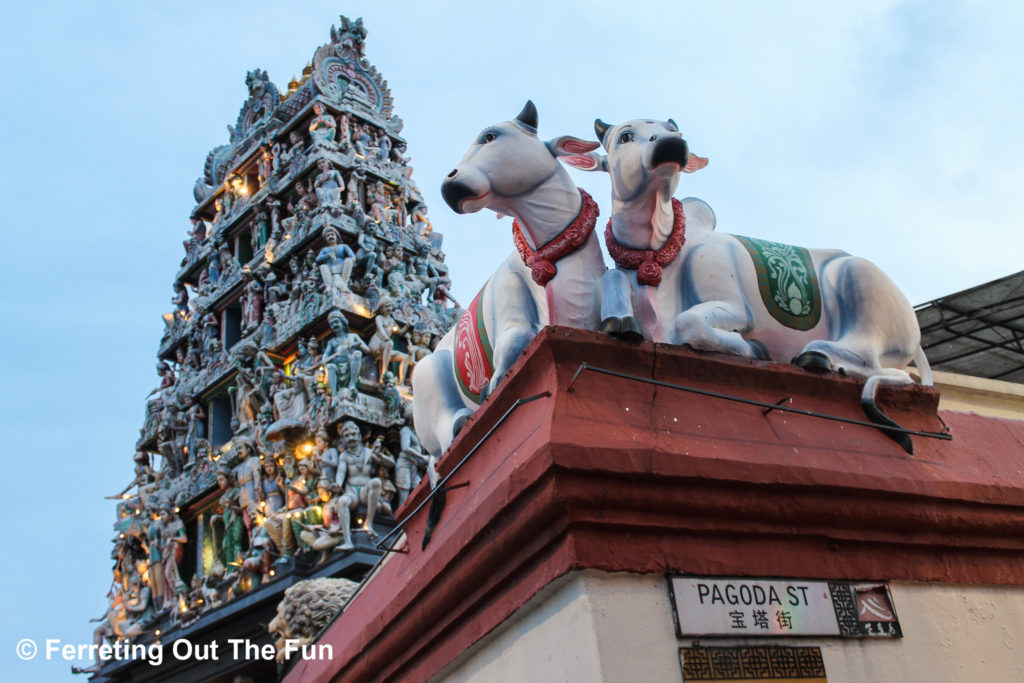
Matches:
[[85, 16, 456, 682]]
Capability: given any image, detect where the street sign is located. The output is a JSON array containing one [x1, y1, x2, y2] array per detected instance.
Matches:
[[668, 577, 901, 638]]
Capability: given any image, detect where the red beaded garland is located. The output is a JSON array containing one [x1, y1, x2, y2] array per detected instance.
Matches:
[[512, 188, 599, 286]]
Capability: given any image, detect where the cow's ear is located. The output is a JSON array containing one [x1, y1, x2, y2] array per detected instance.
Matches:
[[683, 154, 708, 173], [547, 136, 607, 172], [547, 135, 600, 155], [559, 153, 607, 172]]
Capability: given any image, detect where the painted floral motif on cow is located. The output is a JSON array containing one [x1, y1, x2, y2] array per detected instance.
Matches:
[[735, 236, 821, 331]]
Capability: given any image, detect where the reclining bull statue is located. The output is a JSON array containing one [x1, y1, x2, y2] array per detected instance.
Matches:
[[562, 117, 930, 452], [412, 102, 620, 456]]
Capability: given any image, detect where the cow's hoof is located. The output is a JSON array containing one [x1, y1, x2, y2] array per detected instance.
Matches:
[[748, 339, 771, 361], [792, 350, 832, 372], [452, 409, 474, 436], [601, 316, 643, 342]]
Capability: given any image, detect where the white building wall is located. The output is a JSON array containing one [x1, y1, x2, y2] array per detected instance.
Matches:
[[437, 570, 1024, 683]]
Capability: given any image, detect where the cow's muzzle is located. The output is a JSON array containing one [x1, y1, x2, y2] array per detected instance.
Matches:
[[650, 136, 690, 170], [441, 178, 477, 214]]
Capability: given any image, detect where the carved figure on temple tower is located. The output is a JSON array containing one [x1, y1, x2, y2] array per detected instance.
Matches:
[[322, 311, 368, 401], [352, 122, 367, 157], [251, 208, 270, 254], [155, 361, 176, 407], [266, 371, 312, 440], [184, 217, 207, 262], [183, 395, 206, 460], [370, 297, 410, 385], [311, 429, 336, 483], [201, 312, 221, 361], [316, 227, 356, 294], [145, 511, 167, 611], [314, 158, 345, 213], [369, 189, 392, 226], [376, 129, 391, 163], [218, 239, 241, 283], [331, 15, 367, 56], [287, 130, 306, 178], [242, 528, 275, 587], [242, 276, 264, 334], [221, 181, 235, 218], [308, 102, 337, 149], [381, 371, 401, 417], [411, 203, 431, 238], [309, 379, 331, 430], [172, 282, 190, 318], [117, 573, 152, 638], [338, 112, 351, 150], [212, 197, 226, 227], [396, 413, 430, 507], [270, 140, 285, 176], [334, 421, 393, 549], [392, 141, 412, 175], [346, 167, 365, 209], [234, 439, 262, 527], [258, 146, 274, 186], [161, 509, 187, 606], [282, 182, 317, 238], [298, 478, 348, 561], [264, 457, 311, 562], [294, 337, 314, 374], [377, 465, 397, 516], [230, 174, 248, 210], [261, 457, 286, 516], [354, 228, 382, 287], [263, 269, 288, 307], [212, 467, 245, 573]]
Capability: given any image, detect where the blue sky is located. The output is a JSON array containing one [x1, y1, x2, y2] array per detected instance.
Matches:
[[2, 2, 1022, 678]]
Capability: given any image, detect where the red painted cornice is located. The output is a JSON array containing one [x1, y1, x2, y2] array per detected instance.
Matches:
[[286, 327, 1024, 683]]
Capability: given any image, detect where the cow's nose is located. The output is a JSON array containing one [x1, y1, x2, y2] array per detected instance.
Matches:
[[446, 168, 459, 178]]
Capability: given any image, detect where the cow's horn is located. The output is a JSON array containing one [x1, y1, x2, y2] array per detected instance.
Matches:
[[515, 100, 538, 130], [594, 119, 611, 145]]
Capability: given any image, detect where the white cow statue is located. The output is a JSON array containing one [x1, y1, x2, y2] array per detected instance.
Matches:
[[412, 102, 619, 456], [563, 117, 930, 452]]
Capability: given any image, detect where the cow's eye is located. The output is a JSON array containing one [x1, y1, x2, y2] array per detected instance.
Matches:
[[484, 132, 497, 143], [619, 131, 634, 144]]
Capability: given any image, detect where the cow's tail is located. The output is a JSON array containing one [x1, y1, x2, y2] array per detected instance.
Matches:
[[914, 345, 933, 387], [860, 369, 916, 455]]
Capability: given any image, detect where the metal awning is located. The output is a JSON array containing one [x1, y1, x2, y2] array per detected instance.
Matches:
[[916, 271, 1024, 384]]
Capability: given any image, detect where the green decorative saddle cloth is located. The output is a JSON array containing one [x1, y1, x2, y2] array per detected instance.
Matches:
[[734, 236, 821, 331]]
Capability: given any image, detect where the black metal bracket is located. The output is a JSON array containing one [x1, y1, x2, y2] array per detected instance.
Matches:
[[762, 397, 792, 415]]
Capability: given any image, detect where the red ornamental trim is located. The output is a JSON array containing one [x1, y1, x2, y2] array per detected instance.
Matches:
[[453, 289, 494, 404], [513, 188, 599, 286], [604, 197, 686, 286]]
